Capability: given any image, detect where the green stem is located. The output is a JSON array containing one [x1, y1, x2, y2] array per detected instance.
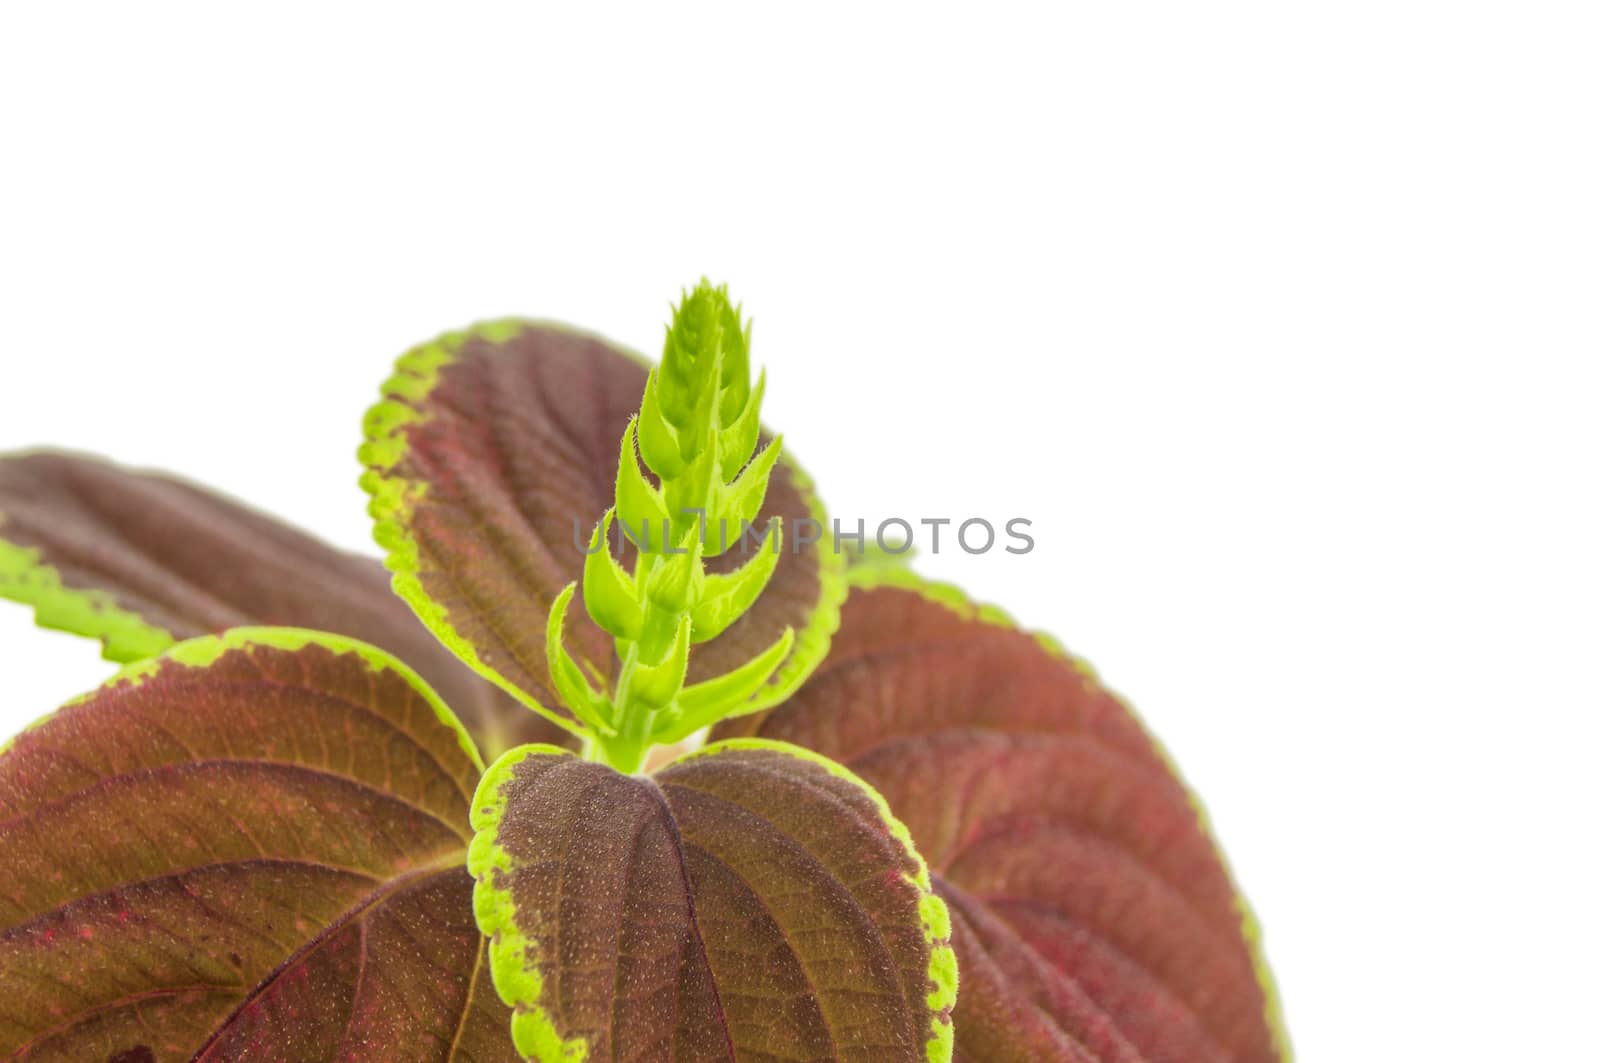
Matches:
[[560, 281, 781, 774], [589, 642, 652, 773]]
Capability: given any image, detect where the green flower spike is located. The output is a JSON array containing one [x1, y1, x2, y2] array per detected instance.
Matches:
[[545, 281, 793, 772]]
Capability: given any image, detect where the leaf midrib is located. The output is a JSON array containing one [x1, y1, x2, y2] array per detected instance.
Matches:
[[660, 763, 924, 1059]]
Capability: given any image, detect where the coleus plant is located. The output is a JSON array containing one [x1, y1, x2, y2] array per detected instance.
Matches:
[[0, 283, 1290, 1063]]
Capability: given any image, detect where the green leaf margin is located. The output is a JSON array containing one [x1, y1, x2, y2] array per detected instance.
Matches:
[[466, 737, 958, 1063], [843, 564, 1294, 1061], [466, 741, 592, 1062], [731, 453, 845, 717], [0, 526, 177, 664], [1, 625, 487, 776]]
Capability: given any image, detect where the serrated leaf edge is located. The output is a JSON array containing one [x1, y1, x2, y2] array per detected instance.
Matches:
[[78, 626, 483, 771], [725, 453, 846, 717], [357, 319, 596, 744], [0, 525, 177, 664], [669, 737, 958, 1063], [843, 565, 1293, 1061], [468, 744, 592, 1062]]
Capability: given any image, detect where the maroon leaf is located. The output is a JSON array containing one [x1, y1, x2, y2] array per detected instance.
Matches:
[[0, 450, 565, 757], [469, 739, 956, 1061], [360, 321, 844, 732], [712, 571, 1289, 1063], [0, 629, 517, 1062]]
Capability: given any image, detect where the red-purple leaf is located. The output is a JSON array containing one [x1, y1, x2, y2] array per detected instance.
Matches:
[[359, 321, 844, 731], [469, 739, 957, 1061], [0, 450, 564, 757], [0, 629, 517, 1062], [712, 571, 1289, 1063]]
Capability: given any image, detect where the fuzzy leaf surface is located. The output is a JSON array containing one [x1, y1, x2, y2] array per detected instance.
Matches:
[[0, 450, 562, 758], [359, 322, 843, 728], [469, 740, 956, 1062], [713, 572, 1289, 1063], [0, 630, 517, 1062]]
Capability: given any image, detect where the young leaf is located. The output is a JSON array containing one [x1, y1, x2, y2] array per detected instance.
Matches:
[[469, 739, 956, 1062], [627, 612, 693, 709], [636, 370, 685, 478], [614, 419, 670, 538], [0, 629, 518, 1062], [580, 511, 643, 641], [691, 520, 783, 643], [654, 626, 796, 745], [642, 544, 703, 614], [358, 321, 845, 723], [543, 583, 616, 736], [0, 450, 563, 759], [718, 367, 768, 476], [709, 436, 784, 550], [713, 570, 1291, 1063]]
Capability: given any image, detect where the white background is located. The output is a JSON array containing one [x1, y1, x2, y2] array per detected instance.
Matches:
[[3, 5, 1597, 1060]]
